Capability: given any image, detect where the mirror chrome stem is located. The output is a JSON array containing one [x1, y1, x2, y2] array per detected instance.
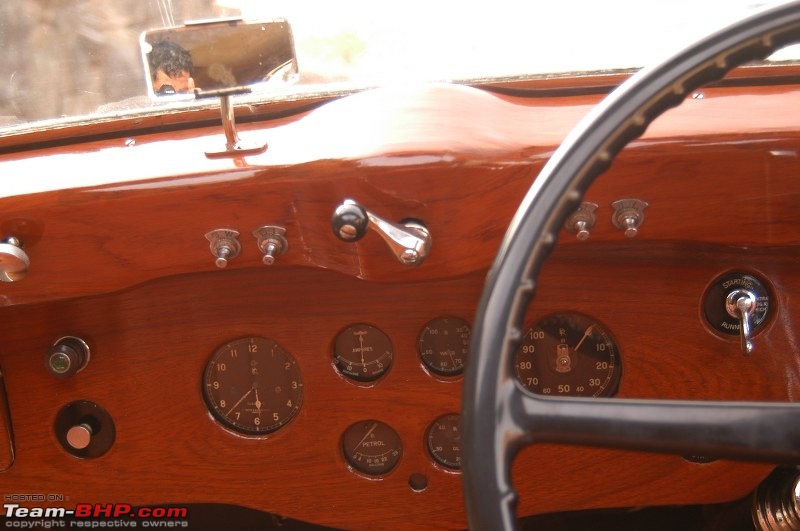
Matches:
[[221, 95, 238, 151], [204, 92, 268, 159]]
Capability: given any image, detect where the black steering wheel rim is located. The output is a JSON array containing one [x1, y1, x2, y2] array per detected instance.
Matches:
[[462, 2, 800, 530]]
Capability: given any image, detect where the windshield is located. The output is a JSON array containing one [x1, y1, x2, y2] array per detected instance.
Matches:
[[1, 0, 798, 130]]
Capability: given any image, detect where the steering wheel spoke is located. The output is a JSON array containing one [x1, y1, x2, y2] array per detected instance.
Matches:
[[517, 392, 800, 463]]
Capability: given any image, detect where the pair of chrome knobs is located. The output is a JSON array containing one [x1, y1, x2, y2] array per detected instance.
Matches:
[[566, 199, 649, 240], [205, 225, 288, 268]]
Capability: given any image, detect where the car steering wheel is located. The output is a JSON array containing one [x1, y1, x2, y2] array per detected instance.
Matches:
[[462, 2, 800, 530]]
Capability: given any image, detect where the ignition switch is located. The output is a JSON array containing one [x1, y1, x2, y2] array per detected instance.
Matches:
[[703, 272, 771, 355]]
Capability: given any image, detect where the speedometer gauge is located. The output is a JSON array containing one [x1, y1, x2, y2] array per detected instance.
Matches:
[[513, 313, 621, 397]]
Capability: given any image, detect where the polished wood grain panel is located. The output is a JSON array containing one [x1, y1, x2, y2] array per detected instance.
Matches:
[[0, 83, 798, 308], [0, 72, 799, 529], [0, 238, 796, 529]]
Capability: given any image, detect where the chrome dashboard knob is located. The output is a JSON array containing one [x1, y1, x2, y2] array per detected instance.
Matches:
[[331, 199, 431, 266], [0, 236, 29, 282], [205, 229, 241, 268], [611, 198, 648, 238], [252, 225, 288, 265], [66, 423, 93, 450], [564, 202, 598, 240]]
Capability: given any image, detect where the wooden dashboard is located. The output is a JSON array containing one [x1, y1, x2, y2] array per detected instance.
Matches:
[[0, 73, 799, 529]]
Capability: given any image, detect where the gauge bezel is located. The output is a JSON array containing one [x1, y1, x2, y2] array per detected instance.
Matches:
[[417, 316, 471, 380], [425, 413, 462, 472], [513, 312, 622, 398], [341, 419, 403, 478], [331, 323, 394, 386]]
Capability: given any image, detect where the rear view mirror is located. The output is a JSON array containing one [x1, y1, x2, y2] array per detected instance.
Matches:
[[140, 18, 298, 99]]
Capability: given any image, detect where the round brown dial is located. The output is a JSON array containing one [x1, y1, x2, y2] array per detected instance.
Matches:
[[342, 420, 402, 476], [418, 316, 470, 377], [203, 337, 303, 436], [426, 413, 462, 470], [514, 313, 621, 398], [332, 324, 393, 383]]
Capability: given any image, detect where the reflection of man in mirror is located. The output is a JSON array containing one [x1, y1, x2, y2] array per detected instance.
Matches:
[[148, 40, 195, 94]]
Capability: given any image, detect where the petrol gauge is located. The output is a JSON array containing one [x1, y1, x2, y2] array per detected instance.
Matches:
[[418, 316, 470, 377], [342, 420, 402, 476], [333, 324, 393, 383], [426, 413, 461, 471], [203, 337, 304, 436], [514, 312, 621, 397]]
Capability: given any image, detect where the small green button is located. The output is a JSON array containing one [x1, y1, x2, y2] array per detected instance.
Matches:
[[49, 352, 71, 374]]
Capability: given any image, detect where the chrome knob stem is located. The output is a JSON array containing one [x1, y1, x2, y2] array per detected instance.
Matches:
[[611, 198, 648, 238], [205, 229, 241, 268], [252, 225, 288, 265], [564, 202, 598, 241]]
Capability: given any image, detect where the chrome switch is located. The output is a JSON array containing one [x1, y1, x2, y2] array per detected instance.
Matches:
[[205, 229, 241, 268], [252, 225, 288, 265], [331, 199, 431, 266]]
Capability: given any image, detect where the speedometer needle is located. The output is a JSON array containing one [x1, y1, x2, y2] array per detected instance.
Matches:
[[573, 325, 594, 352]]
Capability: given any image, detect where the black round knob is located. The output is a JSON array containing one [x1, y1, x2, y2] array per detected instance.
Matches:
[[45, 337, 89, 379], [332, 201, 368, 242]]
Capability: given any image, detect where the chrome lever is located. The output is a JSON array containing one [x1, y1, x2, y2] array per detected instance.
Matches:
[[332, 199, 431, 266], [726, 288, 757, 355]]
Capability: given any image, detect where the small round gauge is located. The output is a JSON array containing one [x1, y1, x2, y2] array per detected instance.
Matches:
[[426, 413, 461, 470], [203, 337, 303, 436], [418, 316, 470, 377], [514, 312, 621, 398], [342, 420, 402, 476], [333, 324, 393, 383]]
